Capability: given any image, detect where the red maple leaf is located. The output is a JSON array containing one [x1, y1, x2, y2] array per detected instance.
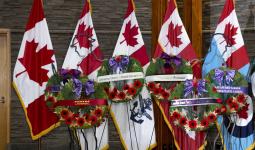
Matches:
[[120, 21, 139, 47], [166, 22, 183, 48], [77, 23, 93, 49], [223, 23, 238, 46], [16, 40, 54, 86]]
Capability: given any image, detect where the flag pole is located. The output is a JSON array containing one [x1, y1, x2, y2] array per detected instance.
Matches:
[[38, 138, 41, 150]]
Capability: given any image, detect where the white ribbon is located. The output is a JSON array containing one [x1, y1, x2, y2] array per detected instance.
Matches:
[[97, 72, 144, 83], [145, 74, 193, 82]]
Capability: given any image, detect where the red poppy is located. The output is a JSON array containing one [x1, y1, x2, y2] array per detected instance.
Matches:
[[215, 108, 221, 114], [123, 84, 130, 90], [89, 115, 98, 125], [237, 94, 245, 103], [72, 114, 79, 121], [221, 105, 227, 113], [128, 87, 137, 96], [94, 108, 103, 117], [118, 92, 126, 99], [148, 82, 155, 90], [115, 56, 122, 62], [77, 117, 85, 127], [83, 113, 90, 120], [134, 80, 142, 88], [212, 86, 217, 93], [200, 118, 209, 127], [162, 92, 170, 99], [179, 117, 187, 126], [172, 112, 181, 120], [153, 88, 160, 95], [61, 109, 70, 119], [216, 98, 222, 103], [188, 120, 197, 129], [237, 104, 249, 119], [230, 102, 239, 111], [226, 97, 233, 105], [109, 92, 116, 99], [207, 113, 216, 122], [112, 87, 118, 93], [46, 96, 56, 103], [65, 117, 72, 125]]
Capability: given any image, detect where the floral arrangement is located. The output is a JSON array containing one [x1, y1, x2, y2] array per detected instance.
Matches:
[[146, 52, 193, 101], [169, 78, 222, 131], [97, 55, 144, 103], [204, 67, 249, 117], [45, 69, 108, 128]]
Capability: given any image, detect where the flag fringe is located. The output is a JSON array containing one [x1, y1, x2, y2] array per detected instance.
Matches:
[[216, 121, 255, 150], [156, 100, 207, 150], [12, 82, 60, 140], [109, 109, 157, 150]]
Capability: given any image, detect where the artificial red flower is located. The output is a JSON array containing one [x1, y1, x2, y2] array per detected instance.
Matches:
[[115, 56, 122, 62], [230, 102, 239, 111], [147, 82, 155, 90], [77, 117, 85, 127], [65, 117, 72, 125], [201, 118, 209, 127], [72, 114, 79, 121], [188, 120, 197, 129], [112, 87, 118, 93], [109, 92, 116, 99], [216, 98, 222, 103], [89, 115, 98, 125], [215, 108, 221, 114], [128, 87, 137, 96], [83, 113, 90, 120], [134, 80, 142, 88], [237, 94, 245, 103], [179, 117, 187, 126], [207, 113, 216, 122], [212, 86, 217, 93], [221, 105, 227, 113], [237, 104, 249, 119], [162, 92, 170, 99], [123, 84, 130, 90], [94, 108, 103, 117], [118, 91, 126, 99], [153, 88, 160, 95], [172, 112, 181, 120], [61, 109, 70, 119], [226, 97, 233, 105], [46, 96, 56, 103]]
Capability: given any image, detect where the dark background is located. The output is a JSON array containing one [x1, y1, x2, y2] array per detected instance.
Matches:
[[0, 0, 254, 149]]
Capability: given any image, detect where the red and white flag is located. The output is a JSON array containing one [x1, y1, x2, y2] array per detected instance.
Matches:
[[154, 0, 206, 150], [62, 1, 108, 150], [13, 0, 59, 140], [111, 0, 156, 149]]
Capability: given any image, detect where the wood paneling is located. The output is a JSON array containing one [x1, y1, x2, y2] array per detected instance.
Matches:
[[184, 0, 202, 58], [0, 29, 11, 150]]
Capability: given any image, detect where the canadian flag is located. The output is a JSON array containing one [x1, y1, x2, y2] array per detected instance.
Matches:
[[111, 0, 156, 149], [13, 0, 59, 140], [202, 0, 254, 149], [154, 0, 206, 150], [62, 1, 108, 150]]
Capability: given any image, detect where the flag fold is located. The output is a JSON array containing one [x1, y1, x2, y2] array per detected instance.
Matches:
[[153, 0, 207, 150], [202, 0, 254, 149], [62, 1, 108, 149], [110, 0, 156, 149], [13, 0, 59, 140]]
